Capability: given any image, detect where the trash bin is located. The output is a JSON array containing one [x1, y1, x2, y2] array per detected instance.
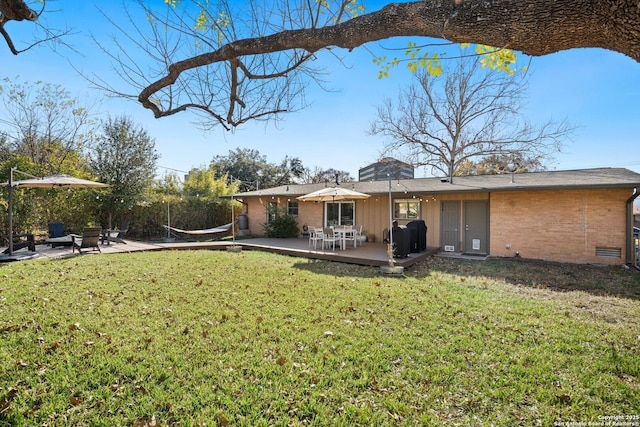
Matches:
[[237, 214, 248, 230]]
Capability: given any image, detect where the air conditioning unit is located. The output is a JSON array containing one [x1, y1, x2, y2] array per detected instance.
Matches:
[[444, 245, 455, 252]]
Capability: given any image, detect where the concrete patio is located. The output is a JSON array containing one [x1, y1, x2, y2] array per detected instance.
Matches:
[[1, 237, 439, 267]]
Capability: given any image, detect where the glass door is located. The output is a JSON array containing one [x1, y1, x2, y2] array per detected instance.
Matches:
[[325, 202, 354, 226]]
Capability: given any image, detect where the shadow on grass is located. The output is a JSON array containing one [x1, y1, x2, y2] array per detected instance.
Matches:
[[291, 258, 406, 280], [293, 255, 640, 300], [413, 256, 640, 301]]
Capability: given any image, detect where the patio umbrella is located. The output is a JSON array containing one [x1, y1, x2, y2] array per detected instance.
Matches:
[[297, 187, 370, 202], [2, 169, 108, 257]]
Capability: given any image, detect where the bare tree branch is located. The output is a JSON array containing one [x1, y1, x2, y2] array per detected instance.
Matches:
[[134, 0, 639, 128], [0, 0, 73, 55], [370, 55, 573, 179]]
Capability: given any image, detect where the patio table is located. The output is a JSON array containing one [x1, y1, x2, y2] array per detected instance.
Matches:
[[332, 228, 357, 251]]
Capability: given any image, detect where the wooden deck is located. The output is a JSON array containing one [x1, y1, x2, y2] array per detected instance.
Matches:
[[1, 237, 438, 267]]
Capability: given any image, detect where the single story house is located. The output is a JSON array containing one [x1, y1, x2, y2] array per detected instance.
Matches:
[[234, 168, 640, 266]]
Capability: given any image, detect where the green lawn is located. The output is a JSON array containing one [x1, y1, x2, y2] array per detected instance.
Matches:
[[1, 251, 639, 426]]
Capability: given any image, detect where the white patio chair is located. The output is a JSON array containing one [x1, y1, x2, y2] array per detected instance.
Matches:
[[354, 225, 363, 246], [308, 227, 324, 250], [322, 227, 339, 251], [343, 225, 357, 248]]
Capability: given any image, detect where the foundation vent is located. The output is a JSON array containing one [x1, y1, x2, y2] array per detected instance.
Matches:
[[595, 247, 621, 258]]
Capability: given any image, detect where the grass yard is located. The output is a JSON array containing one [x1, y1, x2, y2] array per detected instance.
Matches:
[[1, 251, 639, 426]]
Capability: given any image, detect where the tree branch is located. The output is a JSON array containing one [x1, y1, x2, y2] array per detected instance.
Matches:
[[138, 0, 639, 126]]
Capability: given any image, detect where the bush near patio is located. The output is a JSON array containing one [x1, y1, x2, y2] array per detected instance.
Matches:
[[1, 251, 638, 426], [263, 207, 299, 238]]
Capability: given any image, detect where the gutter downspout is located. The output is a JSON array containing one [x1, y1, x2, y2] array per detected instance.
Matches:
[[626, 188, 639, 266]]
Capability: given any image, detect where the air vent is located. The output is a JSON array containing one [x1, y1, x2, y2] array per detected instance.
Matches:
[[595, 247, 621, 258]]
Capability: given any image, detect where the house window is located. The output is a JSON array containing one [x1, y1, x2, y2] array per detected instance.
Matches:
[[267, 201, 278, 223], [325, 202, 354, 226], [394, 199, 420, 220], [287, 201, 299, 216]]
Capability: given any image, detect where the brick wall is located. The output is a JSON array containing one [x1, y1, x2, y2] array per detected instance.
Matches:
[[490, 188, 629, 265], [242, 197, 326, 237]]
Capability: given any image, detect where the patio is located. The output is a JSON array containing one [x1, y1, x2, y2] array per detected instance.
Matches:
[[1, 237, 439, 267]]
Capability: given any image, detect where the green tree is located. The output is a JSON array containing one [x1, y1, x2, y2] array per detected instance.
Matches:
[[183, 167, 234, 199], [0, 79, 95, 174], [88, 115, 159, 229], [457, 153, 545, 176], [210, 148, 304, 190]]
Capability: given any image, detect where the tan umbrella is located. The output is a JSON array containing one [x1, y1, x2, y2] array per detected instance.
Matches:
[[2, 169, 108, 257], [297, 187, 370, 202], [6, 174, 110, 189]]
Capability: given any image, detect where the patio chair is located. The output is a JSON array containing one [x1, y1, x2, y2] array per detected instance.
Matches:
[[48, 222, 66, 238], [101, 222, 129, 244], [72, 227, 102, 254], [322, 227, 339, 251], [342, 225, 358, 248], [47, 222, 74, 247], [308, 226, 323, 250], [354, 225, 363, 246]]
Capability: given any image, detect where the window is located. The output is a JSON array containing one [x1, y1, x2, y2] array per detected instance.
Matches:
[[267, 201, 278, 223], [394, 199, 420, 220], [325, 202, 354, 226], [287, 201, 299, 216]]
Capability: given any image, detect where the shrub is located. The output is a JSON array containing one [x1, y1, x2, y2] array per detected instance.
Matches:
[[263, 208, 299, 238]]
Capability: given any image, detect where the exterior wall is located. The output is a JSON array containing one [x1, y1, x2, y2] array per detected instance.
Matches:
[[242, 187, 631, 265], [242, 197, 364, 237], [243, 197, 267, 236], [490, 188, 629, 265]]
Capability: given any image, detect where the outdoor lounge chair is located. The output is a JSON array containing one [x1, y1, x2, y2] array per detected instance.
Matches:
[[72, 227, 102, 254], [101, 222, 129, 244], [47, 222, 73, 247], [48, 222, 65, 238]]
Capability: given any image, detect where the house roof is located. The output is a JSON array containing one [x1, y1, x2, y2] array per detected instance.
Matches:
[[234, 168, 640, 198]]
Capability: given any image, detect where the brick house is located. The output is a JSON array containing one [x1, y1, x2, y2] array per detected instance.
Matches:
[[234, 168, 640, 266]]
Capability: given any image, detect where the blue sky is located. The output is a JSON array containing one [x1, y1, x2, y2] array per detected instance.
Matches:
[[2, 1, 639, 179]]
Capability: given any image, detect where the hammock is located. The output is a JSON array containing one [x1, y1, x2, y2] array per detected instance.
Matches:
[[162, 223, 233, 236]]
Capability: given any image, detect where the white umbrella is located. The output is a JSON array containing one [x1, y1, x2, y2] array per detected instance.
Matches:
[[297, 187, 370, 202], [2, 169, 108, 257], [6, 174, 110, 189]]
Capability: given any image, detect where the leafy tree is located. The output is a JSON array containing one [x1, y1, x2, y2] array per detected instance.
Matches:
[[457, 153, 545, 176], [0, 154, 99, 236], [0, 79, 95, 174], [88, 115, 159, 229], [210, 148, 304, 190], [370, 56, 571, 181], [183, 167, 235, 199]]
